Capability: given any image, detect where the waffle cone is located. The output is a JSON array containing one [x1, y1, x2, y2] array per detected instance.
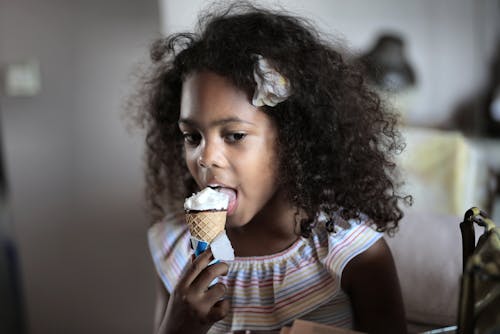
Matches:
[[185, 210, 227, 243]]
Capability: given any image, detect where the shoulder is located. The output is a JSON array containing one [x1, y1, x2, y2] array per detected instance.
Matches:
[[316, 217, 384, 279], [147, 212, 191, 293], [340, 237, 394, 292], [148, 212, 187, 247]]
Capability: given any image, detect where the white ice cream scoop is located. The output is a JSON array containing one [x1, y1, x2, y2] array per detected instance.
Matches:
[[184, 187, 229, 211]]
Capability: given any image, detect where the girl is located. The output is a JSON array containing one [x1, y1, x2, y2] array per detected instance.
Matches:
[[137, 2, 410, 333]]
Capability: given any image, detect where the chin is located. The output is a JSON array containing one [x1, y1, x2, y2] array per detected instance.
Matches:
[[226, 213, 250, 229]]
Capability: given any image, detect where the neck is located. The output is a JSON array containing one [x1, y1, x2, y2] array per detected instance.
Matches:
[[226, 190, 304, 257]]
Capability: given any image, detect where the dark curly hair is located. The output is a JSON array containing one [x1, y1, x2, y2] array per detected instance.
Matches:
[[132, 2, 411, 236]]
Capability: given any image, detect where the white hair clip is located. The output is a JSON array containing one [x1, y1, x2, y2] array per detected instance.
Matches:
[[252, 55, 291, 107]]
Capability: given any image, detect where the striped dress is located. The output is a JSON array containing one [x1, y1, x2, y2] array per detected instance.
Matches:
[[148, 212, 383, 333]]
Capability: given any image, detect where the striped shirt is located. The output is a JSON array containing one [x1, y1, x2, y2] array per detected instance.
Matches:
[[148, 212, 383, 333]]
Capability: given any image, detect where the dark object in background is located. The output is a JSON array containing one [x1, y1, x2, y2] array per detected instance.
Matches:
[[483, 41, 500, 137], [0, 106, 25, 334], [359, 33, 416, 92], [0, 234, 25, 334], [452, 41, 500, 137], [458, 207, 500, 334]]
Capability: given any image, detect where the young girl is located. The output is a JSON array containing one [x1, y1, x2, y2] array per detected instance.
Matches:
[[137, 3, 409, 333]]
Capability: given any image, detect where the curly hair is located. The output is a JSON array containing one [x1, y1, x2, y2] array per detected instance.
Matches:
[[133, 2, 411, 236]]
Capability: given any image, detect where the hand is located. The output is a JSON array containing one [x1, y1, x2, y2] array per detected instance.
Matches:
[[159, 248, 230, 334]]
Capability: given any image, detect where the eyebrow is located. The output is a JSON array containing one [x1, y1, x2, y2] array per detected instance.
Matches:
[[178, 117, 256, 127]]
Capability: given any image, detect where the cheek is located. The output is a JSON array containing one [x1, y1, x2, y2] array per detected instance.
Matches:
[[241, 144, 279, 187], [184, 149, 199, 179], [261, 137, 280, 176]]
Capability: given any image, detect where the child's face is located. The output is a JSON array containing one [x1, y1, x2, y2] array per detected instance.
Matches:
[[179, 71, 281, 227]]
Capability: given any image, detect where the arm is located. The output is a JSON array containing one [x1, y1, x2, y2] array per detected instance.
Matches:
[[341, 238, 407, 334], [154, 277, 169, 333]]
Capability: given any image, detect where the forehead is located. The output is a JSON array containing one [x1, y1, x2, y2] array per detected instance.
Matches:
[[180, 71, 259, 123]]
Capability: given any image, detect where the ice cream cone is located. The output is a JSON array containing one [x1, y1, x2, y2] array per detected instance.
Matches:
[[185, 210, 227, 243]]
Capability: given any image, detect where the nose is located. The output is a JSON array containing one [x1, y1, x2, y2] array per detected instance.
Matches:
[[197, 138, 223, 169]]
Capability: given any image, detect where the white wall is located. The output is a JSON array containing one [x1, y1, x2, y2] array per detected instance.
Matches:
[[159, 0, 500, 126], [0, 0, 159, 333]]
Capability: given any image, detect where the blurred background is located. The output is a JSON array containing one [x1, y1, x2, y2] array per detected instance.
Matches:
[[0, 0, 499, 333]]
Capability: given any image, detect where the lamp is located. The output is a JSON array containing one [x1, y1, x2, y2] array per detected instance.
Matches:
[[359, 33, 416, 92]]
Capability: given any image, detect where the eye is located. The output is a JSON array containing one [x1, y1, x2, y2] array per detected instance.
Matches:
[[182, 132, 201, 146], [225, 133, 247, 143]]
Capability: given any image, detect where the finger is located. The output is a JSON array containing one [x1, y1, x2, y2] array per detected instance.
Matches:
[[202, 282, 227, 303], [207, 298, 230, 322], [180, 248, 214, 288], [191, 261, 229, 291]]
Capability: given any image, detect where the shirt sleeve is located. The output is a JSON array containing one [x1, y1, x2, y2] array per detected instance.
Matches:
[[147, 213, 191, 293], [321, 219, 384, 281]]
